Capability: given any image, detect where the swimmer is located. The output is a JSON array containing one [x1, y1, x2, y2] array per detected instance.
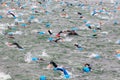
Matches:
[[56, 31, 63, 38], [64, 30, 79, 36], [83, 63, 92, 72], [47, 61, 58, 68], [74, 43, 82, 48], [32, 57, 45, 62], [47, 61, 70, 78], [6, 42, 23, 49], [7, 11, 16, 18], [54, 38, 62, 43], [48, 30, 53, 35]]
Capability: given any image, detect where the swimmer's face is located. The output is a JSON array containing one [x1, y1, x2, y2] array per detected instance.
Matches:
[[47, 64, 53, 68]]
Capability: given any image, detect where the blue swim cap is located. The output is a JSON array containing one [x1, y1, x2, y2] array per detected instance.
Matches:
[[14, 16, 16, 19], [32, 57, 38, 61], [64, 74, 70, 79], [53, 68, 57, 71], [116, 40, 120, 44], [21, 23, 27, 27], [99, 10, 104, 13], [8, 32, 14, 35], [94, 54, 100, 59], [40, 75, 46, 80], [78, 48, 83, 51], [71, 27, 79, 31], [83, 67, 91, 72], [18, 18, 22, 21], [116, 54, 120, 57], [93, 29, 97, 33], [83, 20, 87, 23], [45, 11, 49, 15], [0, 15, 3, 19], [45, 22, 51, 28], [114, 20, 118, 25], [30, 15, 35, 19], [38, 32, 45, 35], [48, 37, 53, 41], [85, 23, 91, 27], [11, 27, 16, 30]]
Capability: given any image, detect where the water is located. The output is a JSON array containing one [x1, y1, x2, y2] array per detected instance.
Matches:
[[0, 0, 120, 80]]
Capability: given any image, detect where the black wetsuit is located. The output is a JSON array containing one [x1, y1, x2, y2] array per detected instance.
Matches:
[[50, 61, 58, 68], [54, 38, 61, 43], [12, 42, 23, 49], [48, 30, 52, 35], [74, 44, 81, 48]]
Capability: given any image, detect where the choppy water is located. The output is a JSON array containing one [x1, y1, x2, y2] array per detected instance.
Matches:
[[0, 0, 120, 80]]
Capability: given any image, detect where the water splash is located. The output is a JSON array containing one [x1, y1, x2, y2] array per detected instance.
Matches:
[[115, 54, 120, 60], [24, 52, 32, 63], [115, 40, 120, 45], [64, 37, 73, 42], [41, 50, 49, 57], [88, 53, 101, 59], [0, 72, 11, 80]]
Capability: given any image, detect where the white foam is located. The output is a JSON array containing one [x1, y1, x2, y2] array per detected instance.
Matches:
[[31, 29, 38, 33], [88, 53, 100, 58], [31, 5, 38, 8], [41, 50, 49, 57], [0, 10, 7, 13], [0, 30, 3, 35], [117, 57, 120, 60], [115, 40, 120, 44], [7, 15, 14, 18], [14, 31, 23, 35], [0, 24, 8, 28], [0, 72, 11, 80], [31, 18, 39, 23], [101, 31, 108, 35], [5, 42, 15, 48], [64, 37, 73, 42], [15, 19, 25, 23], [24, 52, 32, 63], [97, 15, 110, 20], [111, 0, 114, 3]]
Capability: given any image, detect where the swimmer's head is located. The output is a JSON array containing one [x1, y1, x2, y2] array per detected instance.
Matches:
[[47, 61, 58, 68], [84, 63, 90, 67]]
